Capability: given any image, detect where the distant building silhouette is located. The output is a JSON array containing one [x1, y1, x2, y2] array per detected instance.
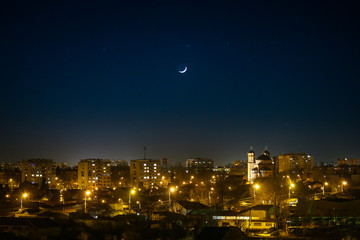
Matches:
[[186, 158, 214, 172], [232, 160, 247, 175], [338, 157, 359, 166], [278, 153, 313, 173]]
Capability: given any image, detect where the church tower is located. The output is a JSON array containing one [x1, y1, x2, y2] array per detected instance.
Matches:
[[247, 146, 255, 182]]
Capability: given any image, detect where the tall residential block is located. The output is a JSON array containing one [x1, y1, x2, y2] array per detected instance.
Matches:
[[21, 159, 56, 186], [130, 159, 161, 189], [78, 159, 111, 190], [278, 153, 313, 173]]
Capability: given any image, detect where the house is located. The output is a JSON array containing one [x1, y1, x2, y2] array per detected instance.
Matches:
[[14, 208, 45, 218], [241, 205, 279, 230], [172, 200, 209, 215], [210, 210, 248, 227]]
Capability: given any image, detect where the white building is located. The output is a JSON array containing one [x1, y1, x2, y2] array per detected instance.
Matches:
[[247, 147, 274, 182]]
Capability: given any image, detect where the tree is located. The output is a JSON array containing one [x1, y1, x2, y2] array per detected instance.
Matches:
[[39, 177, 49, 193]]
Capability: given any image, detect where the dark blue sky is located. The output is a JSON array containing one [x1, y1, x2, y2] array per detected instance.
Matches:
[[1, 1, 359, 166]]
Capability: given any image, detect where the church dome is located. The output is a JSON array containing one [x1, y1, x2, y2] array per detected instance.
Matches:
[[256, 154, 272, 161]]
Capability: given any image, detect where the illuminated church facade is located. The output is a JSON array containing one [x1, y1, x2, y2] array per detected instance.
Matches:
[[247, 146, 274, 182]]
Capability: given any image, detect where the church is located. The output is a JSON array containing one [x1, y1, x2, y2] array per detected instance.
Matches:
[[247, 146, 274, 182]]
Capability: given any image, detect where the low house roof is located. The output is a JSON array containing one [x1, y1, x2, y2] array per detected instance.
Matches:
[[0, 217, 29, 226], [175, 200, 209, 210], [251, 205, 274, 211], [0, 217, 59, 229]]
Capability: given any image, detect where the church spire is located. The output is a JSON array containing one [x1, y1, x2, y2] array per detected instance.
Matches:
[[248, 146, 255, 155], [263, 146, 270, 156]]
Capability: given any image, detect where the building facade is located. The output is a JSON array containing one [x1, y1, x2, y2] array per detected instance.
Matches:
[[186, 158, 214, 171], [231, 160, 247, 176], [21, 159, 56, 187], [78, 159, 111, 190], [111, 160, 130, 188], [130, 159, 161, 189], [338, 158, 359, 166], [247, 147, 274, 182], [57, 166, 78, 189], [278, 153, 314, 173]]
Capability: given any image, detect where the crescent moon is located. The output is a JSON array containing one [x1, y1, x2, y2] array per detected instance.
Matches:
[[179, 66, 187, 73]]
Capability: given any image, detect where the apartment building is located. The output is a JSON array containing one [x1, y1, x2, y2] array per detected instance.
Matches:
[[78, 159, 111, 190], [130, 159, 161, 189]]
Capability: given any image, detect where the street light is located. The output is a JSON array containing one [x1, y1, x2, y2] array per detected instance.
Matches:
[[136, 201, 141, 211], [289, 183, 295, 198], [342, 181, 347, 192], [20, 193, 28, 209], [129, 189, 136, 213], [84, 190, 91, 213], [323, 182, 328, 196], [169, 187, 175, 206], [253, 184, 260, 199], [60, 189, 65, 211]]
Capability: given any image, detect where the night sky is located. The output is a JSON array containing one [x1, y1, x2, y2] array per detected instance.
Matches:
[[1, 1, 359, 166]]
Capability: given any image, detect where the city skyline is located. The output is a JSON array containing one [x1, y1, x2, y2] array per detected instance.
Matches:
[[0, 147, 344, 168], [1, 1, 359, 165]]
